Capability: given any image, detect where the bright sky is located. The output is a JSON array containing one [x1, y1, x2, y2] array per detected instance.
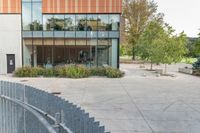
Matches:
[[154, 0, 200, 37]]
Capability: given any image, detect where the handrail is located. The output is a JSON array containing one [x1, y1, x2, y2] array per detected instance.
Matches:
[[16, 97, 73, 133], [0, 95, 57, 133]]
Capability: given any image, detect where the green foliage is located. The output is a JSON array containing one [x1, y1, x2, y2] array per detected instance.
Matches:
[[186, 38, 198, 57], [136, 21, 188, 70], [120, 44, 132, 56], [193, 33, 200, 56], [14, 66, 44, 77], [62, 65, 90, 78], [181, 58, 197, 64], [90, 67, 124, 78], [14, 66, 124, 78], [43, 68, 54, 77], [90, 67, 106, 76], [123, 0, 159, 59], [15, 66, 124, 78], [193, 57, 200, 70], [136, 20, 164, 62], [105, 68, 124, 78]]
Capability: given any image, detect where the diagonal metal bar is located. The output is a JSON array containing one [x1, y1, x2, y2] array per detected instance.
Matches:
[[16, 97, 73, 133], [0, 95, 57, 133]]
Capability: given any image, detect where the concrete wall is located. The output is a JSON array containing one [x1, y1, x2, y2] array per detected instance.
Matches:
[[0, 14, 22, 74]]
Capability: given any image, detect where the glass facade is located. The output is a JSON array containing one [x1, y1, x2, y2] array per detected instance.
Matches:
[[22, 0, 120, 68]]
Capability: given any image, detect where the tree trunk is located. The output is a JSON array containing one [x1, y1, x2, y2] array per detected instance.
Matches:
[[150, 61, 153, 70], [132, 47, 136, 60]]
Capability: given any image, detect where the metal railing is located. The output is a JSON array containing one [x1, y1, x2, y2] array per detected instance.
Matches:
[[0, 81, 109, 133]]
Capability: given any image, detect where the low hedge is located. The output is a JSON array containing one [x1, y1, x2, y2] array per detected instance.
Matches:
[[14, 65, 124, 78], [105, 67, 124, 78], [57, 65, 91, 78], [14, 66, 44, 77]]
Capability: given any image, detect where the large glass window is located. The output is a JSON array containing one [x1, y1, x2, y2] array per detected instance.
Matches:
[[97, 39, 110, 66], [98, 15, 109, 31], [22, 3, 32, 30], [87, 39, 97, 67], [65, 15, 75, 31], [32, 2, 43, 30], [43, 15, 54, 31], [76, 15, 87, 31], [54, 15, 65, 31], [87, 15, 98, 31], [109, 15, 120, 31]]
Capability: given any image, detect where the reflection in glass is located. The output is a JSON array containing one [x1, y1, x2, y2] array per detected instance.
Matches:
[[76, 40, 86, 46], [76, 15, 87, 31], [22, 3, 32, 30], [43, 15, 54, 31], [87, 39, 97, 66], [97, 39, 110, 66], [87, 15, 98, 31], [109, 15, 120, 31], [65, 15, 75, 31], [32, 3, 43, 30], [54, 15, 65, 31], [98, 15, 109, 31]]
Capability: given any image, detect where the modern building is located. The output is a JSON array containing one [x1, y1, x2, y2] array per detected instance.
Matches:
[[0, 0, 122, 74]]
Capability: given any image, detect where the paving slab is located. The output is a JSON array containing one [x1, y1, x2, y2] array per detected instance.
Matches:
[[0, 63, 200, 133]]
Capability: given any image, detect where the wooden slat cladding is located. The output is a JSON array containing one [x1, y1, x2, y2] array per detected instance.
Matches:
[[0, 0, 21, 13], [42, 0, 122, 14]]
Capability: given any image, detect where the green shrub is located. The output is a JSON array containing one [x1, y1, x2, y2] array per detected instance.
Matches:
[[105, 67, 124, 78], [90, 67, 106, 76], [43, 68, 54, 77], [14, 65, 124, 78], [62, 65, 90, 78], [14, 66, 44, 77], [90, 67, 124, 78], [193, 57, 200, 70], [53, 67, 64, 77], [34, 67, 45, 76]]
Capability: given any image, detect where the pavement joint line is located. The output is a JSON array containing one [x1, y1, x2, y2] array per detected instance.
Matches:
[[119, 79, 155, 133], [180, 100, 200, 115], [162, 100, 181, 112]]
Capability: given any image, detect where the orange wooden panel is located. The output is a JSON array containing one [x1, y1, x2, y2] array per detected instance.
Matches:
[[10, 0, 16, 13], [116, 0, 119, 13], [54, 0, 56, 13], [106, 0, 110, 12], [99, 0, 105, 13], [0, 0, 20, 13], [72, 0, 75, 13], [78, 0, 81, 13], [60, 0, 65, 13], [91, 0, 96, 13], [82, 0, 88, 13], [3, 0, 8, 13], [68, 0, 71, 13], [42, 0, 122, 14]]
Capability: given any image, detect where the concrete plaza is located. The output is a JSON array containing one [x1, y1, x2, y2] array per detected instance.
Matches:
[[0, 63, 200, 133]]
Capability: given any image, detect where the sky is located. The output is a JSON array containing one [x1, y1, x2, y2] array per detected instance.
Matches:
[[154, 0, 200, 37]]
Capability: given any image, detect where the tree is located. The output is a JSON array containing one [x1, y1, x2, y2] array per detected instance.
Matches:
[[136, 20, 164, 70], [194, 32, 200, 56], [123, 0, 158, 60], [136, 22, 188, 73], [186, 37, 198, 57]]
